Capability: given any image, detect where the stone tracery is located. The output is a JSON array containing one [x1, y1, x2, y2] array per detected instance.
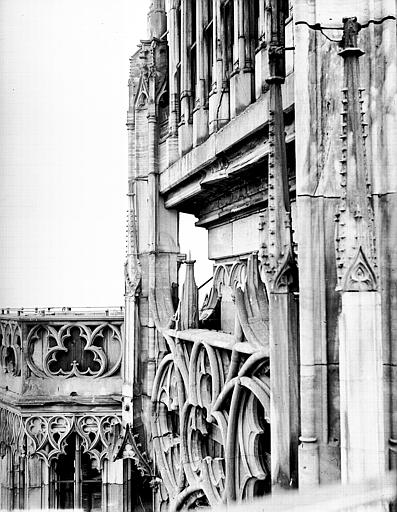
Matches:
[[27, 322, 122, 379], [0, 321, 22, 377], [0, 411, 122, 467], [151, 253, 272, 509]]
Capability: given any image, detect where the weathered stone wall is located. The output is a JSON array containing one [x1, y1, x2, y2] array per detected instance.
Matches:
[[295, 0, 397, 487]]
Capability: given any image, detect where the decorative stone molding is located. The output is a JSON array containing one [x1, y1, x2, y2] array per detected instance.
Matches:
[[343, 246, 377, 292], [112, 423, 153, 478], [335, 18, 377, 292], [0, 408, 24, 460], [125, 206, 142, 298], [23, 413, 121, 467], [234, 254, 269, 350], [26, 322, 122, 379], [200, 253, 269, 352]]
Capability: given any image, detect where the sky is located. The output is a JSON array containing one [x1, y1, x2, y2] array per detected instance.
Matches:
[[0, 0, 210, 308]]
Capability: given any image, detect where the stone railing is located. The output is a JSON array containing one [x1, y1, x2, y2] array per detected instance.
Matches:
[[0, 308, 124, 380]]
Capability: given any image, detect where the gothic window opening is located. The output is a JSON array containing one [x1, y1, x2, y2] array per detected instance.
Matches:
[[123, 459, 153, 512], [189, 0, 197, 111], [176, 4, 182, 124], [158, 89, 170, 141], [204, 0, 214, 103], [286, 139, 296, 180], [12, 455, 25, 510], [252, 0, 260, 50], [52, 433, 102, 512], [221, 0, 234, 82]]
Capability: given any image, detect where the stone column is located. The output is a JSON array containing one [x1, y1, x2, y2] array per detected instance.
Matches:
[[294, 0, 341, 488], [339, 292, 384, 481], [263, 0, 299, 491], [336, 21, 385, 484], [103, 459, 124, 511]]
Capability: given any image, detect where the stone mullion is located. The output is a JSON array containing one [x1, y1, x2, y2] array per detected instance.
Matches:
[[180, 0, 189, 103], [74, 435, 82, 508], [209, 0, 230, 132], [196, 0, 204, 109], [20, 322, 29, 394], [147, 66, 159, 405], [237, 0, 245, 69], [41, 460, 50, 509], [232, 0, 239, 69]]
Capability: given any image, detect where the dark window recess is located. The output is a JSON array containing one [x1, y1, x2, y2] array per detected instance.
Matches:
[[176, 6, 181, 123], [52, 434, 102, 512], [158, 89, 170, 139], [286, 140, 296, 179], [252, 0, 260, 48], [222, 0, 234, 80], [189, 0, 197, 110], [190, 45, 197, 108], [176, 64, 181, 123], [204, 1, 214, 101], [123, 459, 153, 512]]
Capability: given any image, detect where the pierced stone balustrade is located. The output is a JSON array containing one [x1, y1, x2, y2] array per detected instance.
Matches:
[[0, 308, 124, 399]]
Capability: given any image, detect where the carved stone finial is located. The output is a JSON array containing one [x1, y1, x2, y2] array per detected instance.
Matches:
[[335, 17, 377, 291], [339, 17, 364, 57], [341, 17, 361, 49], [112, 423, 153, 477], [179, 259, 199, 330]]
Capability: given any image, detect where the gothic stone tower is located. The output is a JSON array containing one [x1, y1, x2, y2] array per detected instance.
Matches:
[[117, 0, 397, 511]]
